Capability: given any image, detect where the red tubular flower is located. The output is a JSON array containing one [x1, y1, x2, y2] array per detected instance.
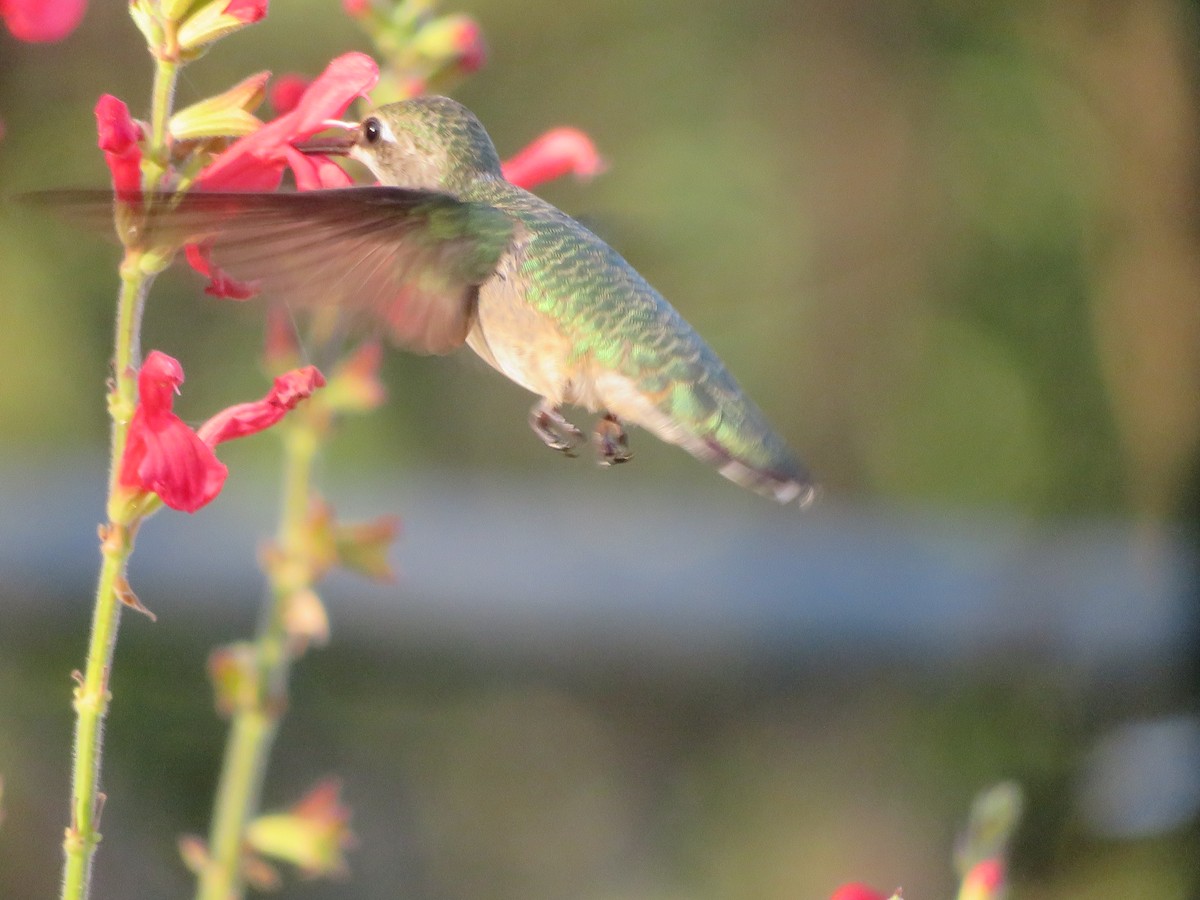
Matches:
[[195, 51, 378, 193], [1, 0, 86, 42], [118, 352, 226, 514], [117, 351, 325, 514], [502, 127, 604, 191], [95, 95, 143, 201]]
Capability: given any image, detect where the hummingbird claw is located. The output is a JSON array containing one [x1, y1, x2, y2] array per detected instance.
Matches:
[[529, 401, 585, 457], [593, 413, 632, 466]]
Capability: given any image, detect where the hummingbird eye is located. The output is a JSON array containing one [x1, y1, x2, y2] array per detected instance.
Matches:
[[363, 117, 382, 144]]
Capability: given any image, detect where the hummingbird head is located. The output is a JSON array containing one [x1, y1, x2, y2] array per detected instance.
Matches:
[[306, 96, 504, 196]]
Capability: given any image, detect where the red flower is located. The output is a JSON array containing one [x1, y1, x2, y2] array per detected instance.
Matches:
[[269, 74, 311, 116], [95, 95, 143, 201], [197, 366, 325, 445], [1, 0, 85, 42], [117, 351, 325, 514], [195, 51, 378, 193], [502, 127, 604, 190], [189, 52, 377, 298]]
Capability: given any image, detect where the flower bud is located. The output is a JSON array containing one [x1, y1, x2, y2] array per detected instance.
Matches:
[[207, 642, 259, 717], [169, 71, 268, 141], [323, 340, 386, 414], [411, 14, 485, 77], [246, 780, 354, 879], [159, 0, 198, 23], [95, 94, 144, 201], [177, 0, 267, 51]]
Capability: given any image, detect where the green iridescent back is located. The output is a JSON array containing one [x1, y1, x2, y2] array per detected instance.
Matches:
[[464, 176, 802, 482]]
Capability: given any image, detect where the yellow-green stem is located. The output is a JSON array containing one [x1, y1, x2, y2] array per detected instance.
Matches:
[[197, 418, 321, 900], [61, 36, 180, 899], [61, 253, 156, 900], [60, 526, 132, 900]]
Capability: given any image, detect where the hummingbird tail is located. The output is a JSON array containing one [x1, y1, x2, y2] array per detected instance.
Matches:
[[694, 435, 818, 507]]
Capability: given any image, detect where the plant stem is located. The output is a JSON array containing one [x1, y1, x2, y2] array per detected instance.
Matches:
[[61, 36, 179, 899], [197, 417, 321, 900], [61, 256, 156, 900], [61, 524, 132, 900]]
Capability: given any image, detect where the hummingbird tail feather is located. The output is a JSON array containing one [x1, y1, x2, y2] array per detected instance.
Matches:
[[696, 436, 818, 507]]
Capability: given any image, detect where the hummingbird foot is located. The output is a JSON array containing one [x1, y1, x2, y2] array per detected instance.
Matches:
[[529, 400, 585, 457], [593, 413, 633, 466]]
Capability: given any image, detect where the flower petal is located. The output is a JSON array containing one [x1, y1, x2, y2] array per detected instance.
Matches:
[[196, 365, 325, 446], [269, 73, 311, 115]]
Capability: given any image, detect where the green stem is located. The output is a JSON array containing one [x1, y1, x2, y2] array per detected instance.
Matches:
[[60, 525, 133, 900], [197, 419, 321, 900], [61, 32, 179, 899], [148, 38, 179, 181]]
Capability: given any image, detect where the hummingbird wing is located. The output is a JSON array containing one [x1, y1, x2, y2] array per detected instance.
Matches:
[[26, 187, 516, 355]]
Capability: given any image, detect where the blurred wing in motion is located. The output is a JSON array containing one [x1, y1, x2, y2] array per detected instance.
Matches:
[[25, 187, 516, 354]]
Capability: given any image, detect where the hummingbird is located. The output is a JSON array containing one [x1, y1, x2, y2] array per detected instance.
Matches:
[[33, 97, 816, 506]]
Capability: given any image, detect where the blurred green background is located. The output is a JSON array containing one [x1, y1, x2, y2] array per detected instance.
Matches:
[[1, 0, 1199, 897]]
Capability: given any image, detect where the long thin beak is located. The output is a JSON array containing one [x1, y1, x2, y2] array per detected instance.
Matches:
[[295, 120, 358, 156]]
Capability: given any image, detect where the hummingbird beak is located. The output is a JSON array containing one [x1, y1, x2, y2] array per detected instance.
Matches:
[[295, 119, 359, 156]]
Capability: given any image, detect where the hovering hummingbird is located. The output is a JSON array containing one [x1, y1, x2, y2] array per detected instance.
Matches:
[[35, 96, 816, 506]]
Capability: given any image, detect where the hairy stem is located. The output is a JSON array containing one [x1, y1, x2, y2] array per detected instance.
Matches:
[[197, 418, 321, 900], [60, 36, 178, 899]]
